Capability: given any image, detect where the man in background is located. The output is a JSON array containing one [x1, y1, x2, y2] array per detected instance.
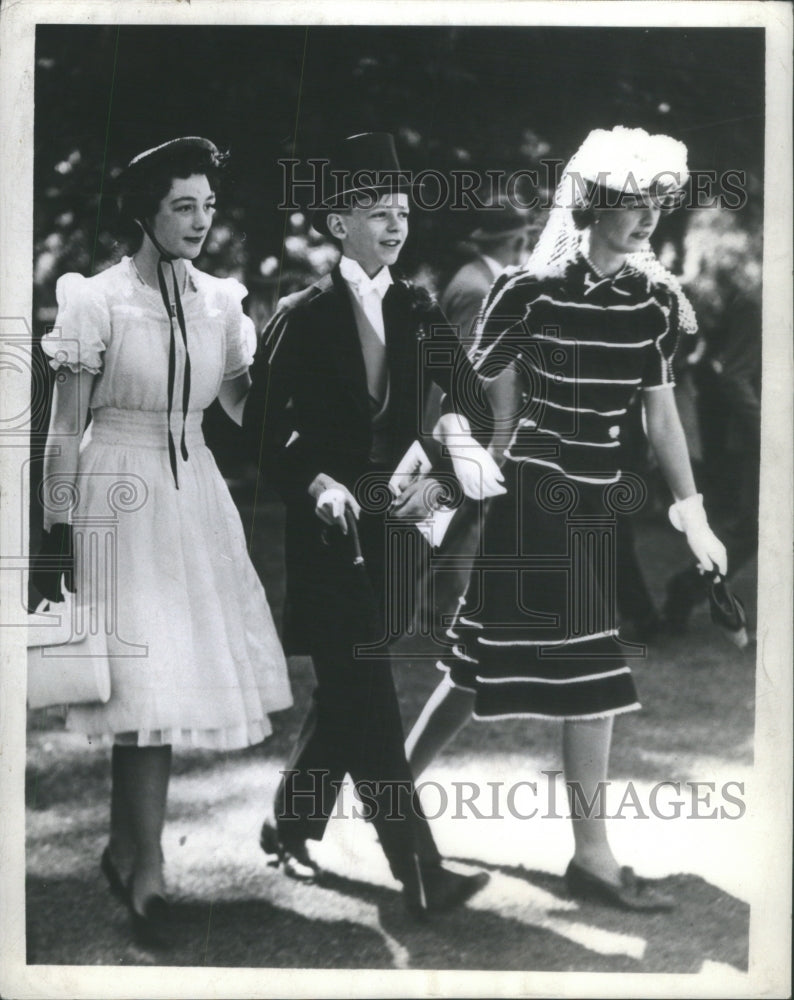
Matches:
[[439, 194, 531, 355], [407, 194, 531, 650]]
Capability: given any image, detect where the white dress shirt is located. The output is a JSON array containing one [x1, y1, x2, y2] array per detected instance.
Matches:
[[339, 255, 393, 344]]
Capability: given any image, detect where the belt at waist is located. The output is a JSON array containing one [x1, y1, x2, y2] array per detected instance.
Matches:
[[87, 407, 206, 449]]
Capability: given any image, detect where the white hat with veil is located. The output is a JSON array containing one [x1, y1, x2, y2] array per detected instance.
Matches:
[[527, 126, 698, 334]]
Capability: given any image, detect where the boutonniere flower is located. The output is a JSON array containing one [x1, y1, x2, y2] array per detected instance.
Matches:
[[397, 280, 438, 338]]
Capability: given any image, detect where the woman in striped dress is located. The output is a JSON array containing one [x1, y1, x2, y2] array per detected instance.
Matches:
[[406, 127, 727, 910]]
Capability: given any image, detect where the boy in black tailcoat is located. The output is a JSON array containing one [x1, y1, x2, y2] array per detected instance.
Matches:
[[243, 133, 503, 915]]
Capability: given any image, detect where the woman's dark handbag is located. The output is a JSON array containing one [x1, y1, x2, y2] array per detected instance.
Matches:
[[707, 572, 748, 649]]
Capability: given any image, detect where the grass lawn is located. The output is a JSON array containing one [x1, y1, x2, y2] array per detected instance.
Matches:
[[24, 492, 756, 975]]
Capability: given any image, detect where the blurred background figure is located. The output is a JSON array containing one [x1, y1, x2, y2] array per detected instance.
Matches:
[[663, 272, 761, 632], [409, 193, 533, 649], [612, 395, 665, 643], [440, 192, 532, 354]]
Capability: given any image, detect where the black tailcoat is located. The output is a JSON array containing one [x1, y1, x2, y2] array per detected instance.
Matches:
[[244, 266, 489, 656], [243, 265, 491, 876]]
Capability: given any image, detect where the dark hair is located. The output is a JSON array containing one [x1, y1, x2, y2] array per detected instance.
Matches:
[[571, 181, 684, 229], [572, 205, 596, 231], [119, 145, 228, 228]]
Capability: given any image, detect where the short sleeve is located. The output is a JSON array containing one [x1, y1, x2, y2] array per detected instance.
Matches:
[[470, 271, 538, 379], [222, 277, 256, 380], [41, 273, 109, 375], [642, 286, 682, 391]]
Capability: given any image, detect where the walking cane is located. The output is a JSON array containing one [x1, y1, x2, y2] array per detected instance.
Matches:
[[345, 508, 365, 568]]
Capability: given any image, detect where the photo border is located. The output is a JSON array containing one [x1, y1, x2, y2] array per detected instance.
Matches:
[[1, 2, 791, 997]]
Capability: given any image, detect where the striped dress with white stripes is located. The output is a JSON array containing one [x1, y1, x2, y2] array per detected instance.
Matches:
[[439, 253, 683, 720]]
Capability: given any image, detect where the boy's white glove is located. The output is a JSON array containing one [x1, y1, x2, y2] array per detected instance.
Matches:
[[669, 493, 727, 574], [309, 473, 360, 531]]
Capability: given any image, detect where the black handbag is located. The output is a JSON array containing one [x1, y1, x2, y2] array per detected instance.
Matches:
[[707, 572, 748, 649]]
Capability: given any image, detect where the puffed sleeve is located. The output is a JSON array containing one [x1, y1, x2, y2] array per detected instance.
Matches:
[[642, 285, 682, 391], [470, 270, 538, 379], [41, 273, 109, 375], [222, 277, 256, 380]]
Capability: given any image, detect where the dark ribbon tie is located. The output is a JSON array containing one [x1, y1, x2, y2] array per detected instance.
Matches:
[[139, 221, 192, 489], [156, 257, 191, 489]]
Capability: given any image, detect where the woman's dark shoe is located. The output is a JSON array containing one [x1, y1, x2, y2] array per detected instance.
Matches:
[[259, 818, 320, 882], [565, 860, 675, 912], [100, 847, 129, 904], [127, 891, 172, 949], [403, 860, 490, 918]]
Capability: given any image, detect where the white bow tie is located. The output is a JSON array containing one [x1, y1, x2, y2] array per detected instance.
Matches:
[[340, 258, 393, 299], [353, 274, 386, 298]]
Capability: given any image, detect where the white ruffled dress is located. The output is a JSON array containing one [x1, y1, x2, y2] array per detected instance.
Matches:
[[40, 257, 292, 748]]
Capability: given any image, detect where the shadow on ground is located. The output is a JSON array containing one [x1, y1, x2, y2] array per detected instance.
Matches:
[[26, 860, 748, 972], [450, 857, 749, 973], [26, 875, 393, 968], [24, 505, 756, 973]]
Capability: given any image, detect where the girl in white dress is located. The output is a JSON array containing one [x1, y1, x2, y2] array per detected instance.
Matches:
[[34, 137, 292, 946]]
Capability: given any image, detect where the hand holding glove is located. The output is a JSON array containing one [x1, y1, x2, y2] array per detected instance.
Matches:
[[31, 522, 76, 603], [669, 494, 727, 575], [433, 413, 506, 501], [446, 437, 506, 500]]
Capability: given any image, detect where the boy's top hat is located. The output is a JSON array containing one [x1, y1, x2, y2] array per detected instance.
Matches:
[[311, 132, 412, 236]]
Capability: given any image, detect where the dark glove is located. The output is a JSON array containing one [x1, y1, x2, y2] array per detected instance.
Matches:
[[31, 522, 75, 603]]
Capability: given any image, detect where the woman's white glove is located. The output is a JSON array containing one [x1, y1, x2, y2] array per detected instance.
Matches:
[[447, 436, 506, 500], [669, 493, 727, 574]]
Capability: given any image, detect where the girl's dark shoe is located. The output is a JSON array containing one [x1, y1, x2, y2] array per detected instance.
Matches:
[[100, 847, 128, 904], [565, 860, 675, 911], [259, 818, 320, 882]]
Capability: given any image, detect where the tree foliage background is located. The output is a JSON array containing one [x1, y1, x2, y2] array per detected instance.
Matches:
[[31, 24, 764, 495], [35, 25, 763, 312]]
